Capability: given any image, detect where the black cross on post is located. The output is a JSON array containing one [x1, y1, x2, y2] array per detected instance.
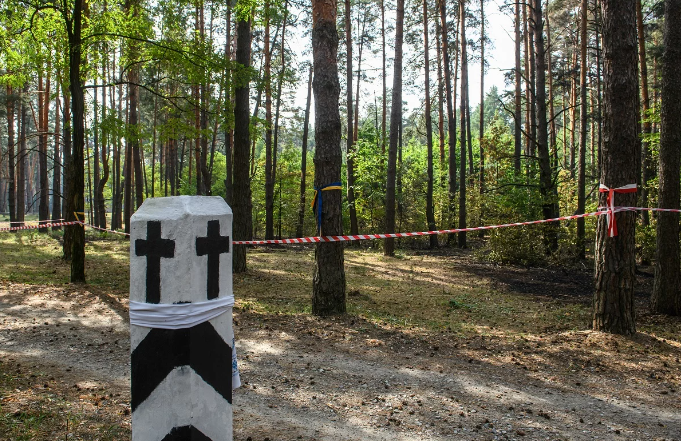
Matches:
[[196, 220, 230, 300], [135, 221, 175, 304]]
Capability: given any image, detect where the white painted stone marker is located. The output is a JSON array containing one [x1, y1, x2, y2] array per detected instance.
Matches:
[[130, 196, 239, 441]]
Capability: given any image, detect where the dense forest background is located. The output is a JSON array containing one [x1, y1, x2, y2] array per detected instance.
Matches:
[[1, 0, 680, 322]]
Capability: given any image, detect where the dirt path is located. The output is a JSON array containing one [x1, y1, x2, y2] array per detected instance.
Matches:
[[1, 279, 680, 441]]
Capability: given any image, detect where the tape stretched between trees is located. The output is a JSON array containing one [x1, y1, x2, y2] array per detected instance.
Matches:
[[3, 207, 681, 245]]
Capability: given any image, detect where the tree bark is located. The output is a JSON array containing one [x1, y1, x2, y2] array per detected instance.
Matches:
[[514, 1, 522, 173], [224, 2, 234, 206], [385, 0, 404, 257], [424, 0, 437, 249], [97, 59, 109, 229], [39, 70, 50, 232], [479, 0, 485, 195], [6, 85, 16, 229], [233, 15, 253, 273], [636, 0, 651, 226], [577, 0, 588, 259], [297, 66, 313, 238], [62, 87, 73, 258], [381, 0, 387, 154], [52, 82, 62, 230], [533, 0, 558, 252], [593, 0, 639, 335], [311, 0, 346, 315], [17, 84, 27, 227], [66, 0, 86, 282], [458, 0, 467, 248], [652, 0, 681, 316], [264, 3, 274, 239], [345, 0, 359, 236], [440, 0, 457, 241]]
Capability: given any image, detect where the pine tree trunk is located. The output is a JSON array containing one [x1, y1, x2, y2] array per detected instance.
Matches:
[[440, 0, 457, 241], [311, 0, 346, 315], [514, 1, 522, 173], [577, 0, 588, 259], [458, 0, 467, 249], [62, 88, 73, 258], [264, 4, 275, 240], [272, 5, 289, 238], [93, 76, 101, 227], [652, 0, 681, 316], [224, 3, 234, 206], [17, 84, 27, 227], [546, 8, 558, 167], [98, 59, 109, 229], [66, 0, 86, 282], [6, 85, 16, 228], [52, 82, 61, 230], [636, 0, 651, 226], [385, 0, 404, 257], [297, 66, 313, 238], [345, 0, 359, 237], [533, 0, 558, 251], [424, 0, 437, 249], [479, 0, 485, 196], [39, 71, 50, 232], [233, 16, 253, 273], [381, 0, 387, 154], [593, 0, 639, 335]]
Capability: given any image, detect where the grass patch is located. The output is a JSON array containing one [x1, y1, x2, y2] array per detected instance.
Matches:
[[0, 232, 129, 297], [0, 361, 129, 441]]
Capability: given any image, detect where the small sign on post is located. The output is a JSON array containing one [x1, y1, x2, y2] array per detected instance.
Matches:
[[130, 196, 239, 441]]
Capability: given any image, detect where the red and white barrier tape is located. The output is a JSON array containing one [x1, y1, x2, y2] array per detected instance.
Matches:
[[232, 210, 608, 245], [83, 223, 131, 236], [3, 207, 680, 244], [0, 221, 130, 236], [0, 221, 83, 232]]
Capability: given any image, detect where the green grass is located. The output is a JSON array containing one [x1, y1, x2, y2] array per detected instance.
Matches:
[[0, 231, 129, 297]]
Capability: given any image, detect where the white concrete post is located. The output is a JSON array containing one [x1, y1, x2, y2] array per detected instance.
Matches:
[[130, 196, 239, 441]]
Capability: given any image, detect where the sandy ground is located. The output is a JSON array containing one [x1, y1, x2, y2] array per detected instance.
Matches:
[[1, 279, 680, 441]]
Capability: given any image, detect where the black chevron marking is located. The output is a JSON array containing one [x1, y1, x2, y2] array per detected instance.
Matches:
[[161, 425, 212, 441], [131, 321, 232, 411]]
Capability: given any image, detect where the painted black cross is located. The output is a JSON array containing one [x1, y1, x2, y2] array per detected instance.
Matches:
[[196, 220, 230, 300], [135, 221, 175, 304]]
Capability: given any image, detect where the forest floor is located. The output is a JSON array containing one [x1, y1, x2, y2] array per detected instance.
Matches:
[[0, 231, 680, 441]]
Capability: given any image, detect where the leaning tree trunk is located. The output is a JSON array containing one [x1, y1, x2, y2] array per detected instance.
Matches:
[[652, 0, 681, 316], [233, 15, 253, 273], [593, 0, 639, 335], [384, 0, 404, 257], [311, 0, 346, 315]]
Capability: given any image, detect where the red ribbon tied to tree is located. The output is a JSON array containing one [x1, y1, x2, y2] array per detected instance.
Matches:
[[599, 183, 637, 237]]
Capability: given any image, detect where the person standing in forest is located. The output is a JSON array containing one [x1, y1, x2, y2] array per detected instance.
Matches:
[[311, 0, 346, 315], [593, 0, 639, 335]]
